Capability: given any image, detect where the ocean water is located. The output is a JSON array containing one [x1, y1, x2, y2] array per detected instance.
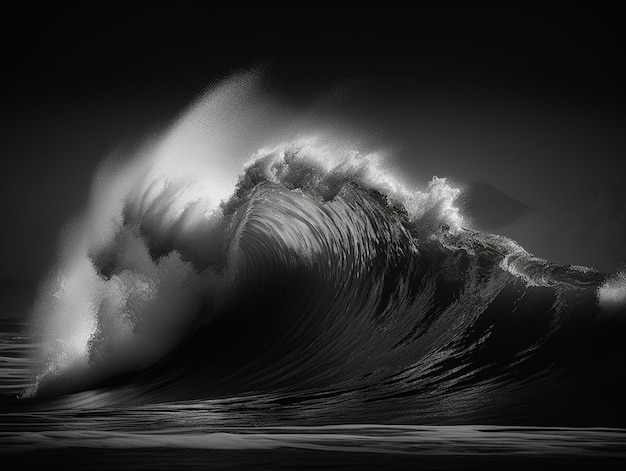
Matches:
[[1, 323, 624, 470], [1, 72, 625, 469]]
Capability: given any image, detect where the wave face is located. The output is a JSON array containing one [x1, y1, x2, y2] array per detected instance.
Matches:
[[23, 73, 626, 427]]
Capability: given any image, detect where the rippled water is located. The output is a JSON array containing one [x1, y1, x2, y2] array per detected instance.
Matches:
[[1, 320, 624, 469]]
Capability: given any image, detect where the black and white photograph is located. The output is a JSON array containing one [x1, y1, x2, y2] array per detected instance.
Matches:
[[1, 3, 625, 469]]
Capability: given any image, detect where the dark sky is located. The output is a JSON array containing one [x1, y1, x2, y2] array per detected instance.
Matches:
[[0, 3, 624, 280]]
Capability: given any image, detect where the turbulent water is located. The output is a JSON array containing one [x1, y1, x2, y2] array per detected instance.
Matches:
[[1, 72, 625, 469]]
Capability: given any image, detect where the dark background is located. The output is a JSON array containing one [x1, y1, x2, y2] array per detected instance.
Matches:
[[0, 3, 624, 315]]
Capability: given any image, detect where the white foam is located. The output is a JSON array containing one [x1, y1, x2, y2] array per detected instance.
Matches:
[[234, 139, 464, 232], [597, 271, 626, 314], [29, 73, 277, 395]]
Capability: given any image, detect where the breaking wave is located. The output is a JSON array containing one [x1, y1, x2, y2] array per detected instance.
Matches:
[[22, 72, 626, 427]]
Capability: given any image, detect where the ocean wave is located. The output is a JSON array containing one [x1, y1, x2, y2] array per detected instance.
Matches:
[[21, 72, 626, 426]]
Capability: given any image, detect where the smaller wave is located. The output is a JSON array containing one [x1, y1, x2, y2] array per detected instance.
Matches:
[[499, 251, 554, 288]]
